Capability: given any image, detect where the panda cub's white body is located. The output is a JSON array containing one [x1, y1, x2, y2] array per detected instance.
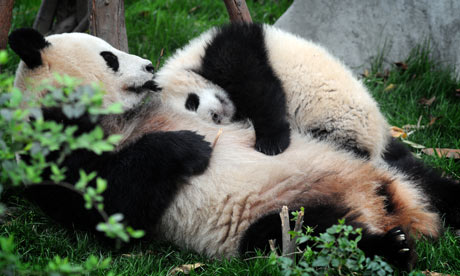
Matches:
[[10, 27, 460, 272], [156, 24, 389, 159]]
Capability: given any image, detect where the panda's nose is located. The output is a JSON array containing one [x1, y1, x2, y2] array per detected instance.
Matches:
[[145, 64, 155, 74]]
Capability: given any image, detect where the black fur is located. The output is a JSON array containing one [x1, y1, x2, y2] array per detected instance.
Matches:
[[197, 23, 290, 156], [384, 138, 460, 228], [100, 51, 119, 72], [25, 107, 212, 236], [376, 180, 396, 214], [309, 127, 371, 159], [185, 93, 200, 111], [8, 28, 50, 69], [126, 80, 160, 94], [239, 202, 417, 271]]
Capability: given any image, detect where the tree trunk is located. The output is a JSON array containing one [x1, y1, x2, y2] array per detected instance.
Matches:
[[51, 0, 77, 34], [33, 0, 58, 34], [222, 0, 252, 23], [0, 0, 15, 50], [89, 0, 128, 52]]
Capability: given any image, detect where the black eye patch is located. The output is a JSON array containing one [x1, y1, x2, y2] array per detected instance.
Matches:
[[100, 51, 119, 72], [185, 93, 200, 111]]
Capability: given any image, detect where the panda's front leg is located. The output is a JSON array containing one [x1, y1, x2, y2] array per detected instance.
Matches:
[[99, 130, 213, 229], [114, 130, 213, 179], [253, 118, 291, 156]]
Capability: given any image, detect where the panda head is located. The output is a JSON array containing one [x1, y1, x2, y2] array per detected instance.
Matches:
[[9, 28, 158, 110], [157, 68, 235, 125], [184, 87, 235, 124]]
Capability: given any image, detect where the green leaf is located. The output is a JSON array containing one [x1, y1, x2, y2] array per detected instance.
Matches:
[[0, 50, 8, 64], [312, 256, 329, 267], [126, 226, 145, 239], [84, 255, 98, 269], [109, 213, 124, 223], [96, 177, 107, 194], [100, 257, 112, 268], [104, 102, 123, 114], [9, 89, 23, 107], [107, 134, 122, 145]]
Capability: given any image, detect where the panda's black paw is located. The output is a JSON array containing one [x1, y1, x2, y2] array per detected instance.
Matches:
[[255, 126, 290, 156], [173, 130, 213, 176], [381, 227, 417, 272]]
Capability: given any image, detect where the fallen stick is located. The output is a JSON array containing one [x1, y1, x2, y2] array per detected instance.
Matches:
[[279, 205, 305, 261]]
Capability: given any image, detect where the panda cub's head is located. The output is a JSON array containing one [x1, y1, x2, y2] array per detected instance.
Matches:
[[9, 28, 158, 111], [184, 87, 234, 124], [157, 69, 235, 125]]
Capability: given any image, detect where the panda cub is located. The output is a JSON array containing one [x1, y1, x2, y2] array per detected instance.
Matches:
[[156, 23, 389, 158]]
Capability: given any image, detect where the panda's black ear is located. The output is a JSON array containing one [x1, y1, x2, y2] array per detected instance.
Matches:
[[8, 28, 51, 69]]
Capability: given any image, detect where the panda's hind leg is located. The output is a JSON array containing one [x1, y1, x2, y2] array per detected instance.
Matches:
[[239, 202, 417, 271], [384, 138, 460, 228]]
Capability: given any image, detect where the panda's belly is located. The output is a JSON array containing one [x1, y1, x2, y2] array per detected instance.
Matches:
[[156, 117, 411, 258]]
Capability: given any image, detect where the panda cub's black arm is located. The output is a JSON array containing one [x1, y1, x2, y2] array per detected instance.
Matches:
[[27, 107, 212, 232], [198, 23, 290, 156]]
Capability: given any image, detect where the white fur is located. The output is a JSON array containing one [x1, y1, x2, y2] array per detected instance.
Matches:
[[156, 24, 390, 159], [14, 32, 154, 111]]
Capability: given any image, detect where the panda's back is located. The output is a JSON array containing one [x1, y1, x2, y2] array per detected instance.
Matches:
[[263, 25, 389, 159]]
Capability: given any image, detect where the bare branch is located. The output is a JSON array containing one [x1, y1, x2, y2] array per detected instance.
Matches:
[[33, 0, 59, 35], [269, 239, 278, 257], [52, 14, 77, 34], [0, 0, 15, 50], [222, 0, 252, 23], [280, 206, 291, 256], [76, 0, 88, 23], [90, 0, 129, 52], [73, 14, 89, 32], [279, 206, 305, 262]]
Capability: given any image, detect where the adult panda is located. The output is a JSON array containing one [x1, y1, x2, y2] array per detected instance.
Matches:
[[9, 28, 459, 271], [156, 23, 389, 159], [9, 28, 213, 234]]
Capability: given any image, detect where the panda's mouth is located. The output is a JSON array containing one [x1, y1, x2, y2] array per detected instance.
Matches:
[[126, 80, 160, 94]]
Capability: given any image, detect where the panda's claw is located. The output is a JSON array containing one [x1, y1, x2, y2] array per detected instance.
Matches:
[[380, 226, 417, 271]]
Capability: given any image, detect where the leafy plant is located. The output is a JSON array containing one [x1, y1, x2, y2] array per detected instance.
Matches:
[[270, 216, 393, 276]]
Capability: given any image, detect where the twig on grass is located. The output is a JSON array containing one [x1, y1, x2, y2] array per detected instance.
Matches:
[[279, 205, 305, 261]]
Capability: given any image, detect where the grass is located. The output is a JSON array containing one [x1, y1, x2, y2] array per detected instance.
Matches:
[[365, 45, 460, 179], [2, 0, 460, 275], [364, 46, 460, 274]]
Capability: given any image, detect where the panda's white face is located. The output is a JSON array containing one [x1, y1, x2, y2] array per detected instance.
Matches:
[[157, 69, 235, 125], [12, 31, 157, 111], [184, 87, 235, 125]]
